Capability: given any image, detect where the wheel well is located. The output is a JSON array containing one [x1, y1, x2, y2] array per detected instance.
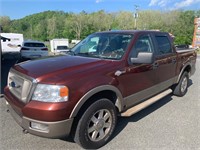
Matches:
[[183, 65, 191, 73], [78, 90, 119, 116], [177, 65, 191, 83]]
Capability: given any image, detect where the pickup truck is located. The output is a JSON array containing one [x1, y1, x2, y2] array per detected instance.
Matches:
[[4, 30, 197, 149]]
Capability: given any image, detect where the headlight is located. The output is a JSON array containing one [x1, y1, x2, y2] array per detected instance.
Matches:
[[32, 84, 69, 102]]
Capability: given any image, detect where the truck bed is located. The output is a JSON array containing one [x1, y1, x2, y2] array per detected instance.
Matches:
[[176, 48, 196, 53]]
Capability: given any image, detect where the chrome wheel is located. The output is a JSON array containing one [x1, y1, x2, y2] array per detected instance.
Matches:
[[181, 76, 188, 93], [87, 109, 112, 142], [173, 72, 189, 97], [74, 98, 117, 149]]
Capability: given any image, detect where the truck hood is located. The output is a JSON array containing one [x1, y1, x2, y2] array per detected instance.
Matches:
[[14, 55, 113, 84]]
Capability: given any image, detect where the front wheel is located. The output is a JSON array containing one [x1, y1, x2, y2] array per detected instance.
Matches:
[[74, 98, 117, 149], [173, 72, 189, 97]]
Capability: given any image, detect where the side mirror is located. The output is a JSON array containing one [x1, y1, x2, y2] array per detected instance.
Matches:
[[131, 52, 154, 64]]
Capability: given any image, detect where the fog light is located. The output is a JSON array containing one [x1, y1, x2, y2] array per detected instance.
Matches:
[[31, 122, 49, 132]]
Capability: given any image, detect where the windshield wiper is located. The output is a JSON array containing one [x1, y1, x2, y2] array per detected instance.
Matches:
[[76, 52, 90, 56], [76, 52, 104, 59], [71, 52, 105, 60]]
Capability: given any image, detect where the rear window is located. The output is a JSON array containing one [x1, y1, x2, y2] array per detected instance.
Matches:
[[24, 42, 45, 47], [155, 35, 172, 54]]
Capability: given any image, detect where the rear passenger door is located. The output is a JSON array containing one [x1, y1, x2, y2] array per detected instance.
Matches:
[[152, 33, 177, 89]]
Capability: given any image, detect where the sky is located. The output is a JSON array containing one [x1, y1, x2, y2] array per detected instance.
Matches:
[[0, 0, 200, 20]]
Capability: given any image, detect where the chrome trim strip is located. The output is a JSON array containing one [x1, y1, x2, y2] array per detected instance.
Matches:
[[9, 68, 36, 83]]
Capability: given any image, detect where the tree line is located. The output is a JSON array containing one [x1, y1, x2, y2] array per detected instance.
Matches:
[[1, 10, 200, 45]]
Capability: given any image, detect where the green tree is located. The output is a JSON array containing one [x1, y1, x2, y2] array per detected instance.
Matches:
[[0, 16, 11, 32], [173, 11, 195, 45], [67, 12, 88, 40], [114, 11, 134, 30]]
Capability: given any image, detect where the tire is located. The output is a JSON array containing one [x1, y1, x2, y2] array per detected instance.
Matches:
[[173, 72, 189, 97], [74, 98, 117, 149]]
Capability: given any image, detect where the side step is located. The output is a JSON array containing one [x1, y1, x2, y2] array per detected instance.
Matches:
[[121, 89, 172, 117]]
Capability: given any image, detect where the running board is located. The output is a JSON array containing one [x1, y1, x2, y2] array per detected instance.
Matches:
[[121, 89, 172, 117]]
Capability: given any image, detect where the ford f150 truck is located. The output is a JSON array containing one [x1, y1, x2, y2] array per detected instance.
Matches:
[[4, 30, 197, 149]]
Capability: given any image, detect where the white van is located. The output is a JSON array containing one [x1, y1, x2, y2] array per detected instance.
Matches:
[[1, 33, 24, 59], [50, 39, 69, 54]]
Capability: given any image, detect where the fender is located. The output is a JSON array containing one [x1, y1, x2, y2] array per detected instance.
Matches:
[[69, 85, 124, 118], [176, 62, 192, 83]]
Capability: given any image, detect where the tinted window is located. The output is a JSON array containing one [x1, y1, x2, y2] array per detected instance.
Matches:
[[24, 42, 45, 47], [155, 36, 171, 54], [130, 34, 153, 58], [71, 33, 134, 60]]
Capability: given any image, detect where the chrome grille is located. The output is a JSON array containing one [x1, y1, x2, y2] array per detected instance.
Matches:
[[8, 69, 33, 103]]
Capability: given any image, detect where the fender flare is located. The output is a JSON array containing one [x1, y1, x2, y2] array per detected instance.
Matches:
[[176, 62, 192, 83], [69, 85, 124, 118]]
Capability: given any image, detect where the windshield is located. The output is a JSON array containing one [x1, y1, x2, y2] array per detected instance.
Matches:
[[57, 46, 68, 50], [70, 33, 134, 60]]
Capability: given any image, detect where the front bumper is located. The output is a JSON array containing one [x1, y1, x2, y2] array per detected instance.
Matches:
[[6, 102, 74, 138]]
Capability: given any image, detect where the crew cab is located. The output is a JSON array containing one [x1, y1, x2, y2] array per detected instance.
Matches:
[[4, 30, 197, 149]]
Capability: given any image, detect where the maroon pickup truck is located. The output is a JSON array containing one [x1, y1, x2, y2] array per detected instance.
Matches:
[[4, 30, 197, 149]]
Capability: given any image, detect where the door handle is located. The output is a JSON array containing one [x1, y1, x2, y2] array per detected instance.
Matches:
[[172, 58, 177, 64], [115, 70, 126, 76], [153, 62, 159, 69]]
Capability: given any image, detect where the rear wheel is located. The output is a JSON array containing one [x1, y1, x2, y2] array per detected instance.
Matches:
[[74, 98, 117, 149], [173, 72, 189, 97]]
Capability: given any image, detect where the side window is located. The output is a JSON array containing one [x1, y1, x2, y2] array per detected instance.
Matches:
[[155, 35, 172, 55], [130, 34, 153, 58], [80, 37, 99, 53]]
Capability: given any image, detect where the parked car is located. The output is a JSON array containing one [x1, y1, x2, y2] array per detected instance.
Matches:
[[4, 30, 197, 149], [20, 41, 48, 59]]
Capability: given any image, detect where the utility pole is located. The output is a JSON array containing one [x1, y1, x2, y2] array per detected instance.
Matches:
[[134, 5, 139, 30]]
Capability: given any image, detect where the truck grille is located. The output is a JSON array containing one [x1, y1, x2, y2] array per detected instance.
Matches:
[[8, 69, 34, 103]]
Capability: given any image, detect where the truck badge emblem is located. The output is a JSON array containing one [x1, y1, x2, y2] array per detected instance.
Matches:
[[10, 81, 20, 88]]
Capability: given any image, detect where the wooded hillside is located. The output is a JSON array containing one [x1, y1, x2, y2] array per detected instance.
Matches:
[[1, 10, 200, 45]]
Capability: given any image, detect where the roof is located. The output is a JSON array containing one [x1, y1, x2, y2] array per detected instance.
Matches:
[[95, 30, 168, 35], [23, 40, 44, 44]]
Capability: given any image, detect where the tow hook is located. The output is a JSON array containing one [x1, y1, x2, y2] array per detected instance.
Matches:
[[23, 129, 28, 134]]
